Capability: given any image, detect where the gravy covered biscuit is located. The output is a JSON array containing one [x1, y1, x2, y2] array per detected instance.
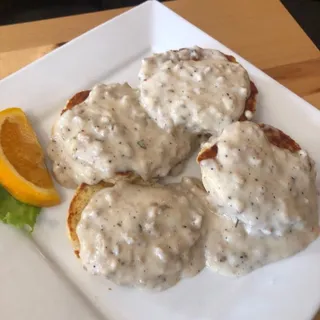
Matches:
[[197, 121, 318, 275], [197, 121, 318, 235], [139, 47, 257, 136], [48, 83, 193, 188], [73, 178, 209, 290]]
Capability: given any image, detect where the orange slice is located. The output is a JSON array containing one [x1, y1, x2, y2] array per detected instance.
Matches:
[[0, 107, 60, 207]]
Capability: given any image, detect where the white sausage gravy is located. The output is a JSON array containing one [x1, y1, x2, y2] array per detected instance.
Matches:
[[205, 214, 318, 276], [52, 49, 319, 286], [198, 121, 318, 275], [139, 47, 252, 136], [199, 121, 318, 236], [76, 178, 210, 290], [48, 83, 193, 188], [74, 118, 319, 284]]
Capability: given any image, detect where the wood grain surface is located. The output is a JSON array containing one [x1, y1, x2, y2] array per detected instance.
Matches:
[[0, 0, 319, 317], [0, 0, 319, 109]]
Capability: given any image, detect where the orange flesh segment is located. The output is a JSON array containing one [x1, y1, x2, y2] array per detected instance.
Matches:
[[1, 118, 53, 189], [0, 108, 60, 207]]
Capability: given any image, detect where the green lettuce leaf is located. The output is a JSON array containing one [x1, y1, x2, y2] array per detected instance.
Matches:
[[0, 185, 41, 232]]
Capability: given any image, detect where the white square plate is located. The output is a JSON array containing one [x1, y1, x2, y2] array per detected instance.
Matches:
[[0, 1, 319, 319]]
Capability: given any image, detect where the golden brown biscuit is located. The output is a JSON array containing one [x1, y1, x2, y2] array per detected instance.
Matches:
[[67, 182, 111, 258], [61, 90, 90, 115]]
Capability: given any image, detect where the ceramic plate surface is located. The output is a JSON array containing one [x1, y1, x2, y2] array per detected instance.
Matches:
[[0, 1, 319, 319]]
